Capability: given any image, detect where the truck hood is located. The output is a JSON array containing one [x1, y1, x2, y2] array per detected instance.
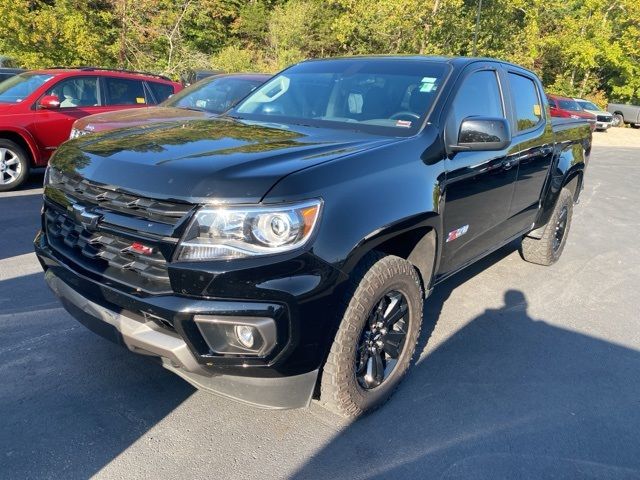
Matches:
[[583, 108, 611, 117], [52, 117, 398, 203], [74, 107, 211, 133]]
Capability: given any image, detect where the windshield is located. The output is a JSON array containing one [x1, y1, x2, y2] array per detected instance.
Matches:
[[557, 99, 582, 111], [165, 76, 266, 114], [0, 73, 54, 103], [576, 100, 599, 111], [232, 59, 449, 136]]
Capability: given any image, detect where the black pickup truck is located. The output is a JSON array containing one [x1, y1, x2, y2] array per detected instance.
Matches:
[[35, 56, 591, 416]]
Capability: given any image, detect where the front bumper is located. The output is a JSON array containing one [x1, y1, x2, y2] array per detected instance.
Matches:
[[35, 230, 345, 409], [596, 121, 612, 130], [44, 267, 318, 409]]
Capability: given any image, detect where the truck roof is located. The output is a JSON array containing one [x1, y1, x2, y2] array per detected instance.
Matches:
[[301, 55, 536, 75]]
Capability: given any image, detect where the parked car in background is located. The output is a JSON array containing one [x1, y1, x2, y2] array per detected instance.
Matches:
[[70, 73, 270, 138], [574, 98, 613, 131], [0, 56, 19, 68], [0, 68, 182, 191], [607, 102, 640, 128], [0, 68, 25, 83], [183, 69, 224, 85], [37, 56, 592, 416], [547, 94, 596, 131]]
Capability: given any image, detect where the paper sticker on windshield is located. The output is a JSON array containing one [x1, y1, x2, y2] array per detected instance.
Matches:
[[533, 104, 541, 116], [419, 77, 437, 93], [396, 120, 412, 128], [136, 97, 146, 104]]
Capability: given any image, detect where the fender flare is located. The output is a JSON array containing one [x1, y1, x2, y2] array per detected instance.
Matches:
[[340, 212, 442, 293]]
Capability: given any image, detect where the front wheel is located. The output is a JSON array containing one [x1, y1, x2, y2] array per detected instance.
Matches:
[[0, 139, 30, 192], [320, 254, 423, 417], [520, 187, 574, 266]]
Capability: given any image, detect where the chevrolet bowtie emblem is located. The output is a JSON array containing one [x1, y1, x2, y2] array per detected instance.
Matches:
[[70, 203, 101, 231]]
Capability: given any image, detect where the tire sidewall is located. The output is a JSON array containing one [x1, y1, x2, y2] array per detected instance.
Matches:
[[550, 189, 573, 262], [338, 262, 423, 412], [0, 139, 29, 191]]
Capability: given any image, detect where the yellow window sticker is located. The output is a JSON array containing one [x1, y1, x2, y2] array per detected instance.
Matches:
[[136, 97, 146, 104], [533, 104, 541, 116]]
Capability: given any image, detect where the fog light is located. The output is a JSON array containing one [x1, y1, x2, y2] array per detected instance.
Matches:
[[235, 325, 255, 348], [194, 315, 277, 357]]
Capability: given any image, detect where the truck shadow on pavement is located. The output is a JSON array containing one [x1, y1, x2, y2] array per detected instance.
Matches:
[[293, 245, 640, 480]]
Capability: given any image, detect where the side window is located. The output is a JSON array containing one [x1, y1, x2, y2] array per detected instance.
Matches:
[[46, 77, 99, 108], [451, 70, 504, 127], [509, 73, 543, 132], [147, 82, 174, 104], [104, 77, 147, 106]]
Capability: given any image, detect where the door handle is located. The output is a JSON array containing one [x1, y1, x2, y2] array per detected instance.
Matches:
[[503, 159, 514, 170], [540, 146, 554, 156]]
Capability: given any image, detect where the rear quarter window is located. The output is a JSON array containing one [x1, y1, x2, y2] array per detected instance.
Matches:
[[148, 82, 175, 104], [104, 77, 147, 106], [509, 73, 543, 132]]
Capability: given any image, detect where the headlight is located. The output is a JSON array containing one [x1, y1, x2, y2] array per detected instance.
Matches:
[[176, 199, 322, 261], [69, 128, 90, 139]]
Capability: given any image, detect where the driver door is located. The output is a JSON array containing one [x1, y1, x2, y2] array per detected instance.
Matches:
[[438, 67, 517, 276]]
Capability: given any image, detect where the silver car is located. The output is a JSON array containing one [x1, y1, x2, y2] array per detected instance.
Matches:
[[575, 98, 613, 131]]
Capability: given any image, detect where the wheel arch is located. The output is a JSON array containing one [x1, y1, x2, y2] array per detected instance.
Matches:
[[340, 213, 441, 295], [0, 128, 38, 166]]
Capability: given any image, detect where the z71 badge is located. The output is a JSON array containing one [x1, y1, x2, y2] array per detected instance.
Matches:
[[446, 224, 469, 242]]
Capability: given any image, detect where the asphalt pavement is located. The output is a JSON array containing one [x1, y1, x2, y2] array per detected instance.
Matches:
[[1, 130, 639, 479]]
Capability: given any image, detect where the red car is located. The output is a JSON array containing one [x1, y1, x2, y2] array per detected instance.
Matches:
[[70, 73, 270, 138], [0, 68, 182, 190], [547, 94, 596, 131]]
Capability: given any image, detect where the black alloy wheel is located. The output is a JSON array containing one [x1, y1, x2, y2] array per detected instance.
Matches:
[[553, 205, 569, 252], [356, 291, 409, 390]]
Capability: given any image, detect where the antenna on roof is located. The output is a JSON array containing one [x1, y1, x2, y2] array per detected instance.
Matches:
[[472, 0, 483, 56]]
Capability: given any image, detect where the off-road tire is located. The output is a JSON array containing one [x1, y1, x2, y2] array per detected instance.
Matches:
[[320, 253, 423, 417], [521, 187, 574, 266], [0, 139, 30, 192]]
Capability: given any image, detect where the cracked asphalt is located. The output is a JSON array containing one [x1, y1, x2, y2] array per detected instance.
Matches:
[[1, 128, 639, 479]]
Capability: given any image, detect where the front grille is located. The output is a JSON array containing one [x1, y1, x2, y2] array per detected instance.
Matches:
[[49, 170, 192, 224], [597, 115, 612, 123], [45, 207, 172, 294], [43, 169, 194, 295]]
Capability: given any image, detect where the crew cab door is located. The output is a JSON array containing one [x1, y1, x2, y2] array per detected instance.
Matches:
[[438, 66, 517, 276], [503, 70, 554, 231], [33, 76, 110, 160]]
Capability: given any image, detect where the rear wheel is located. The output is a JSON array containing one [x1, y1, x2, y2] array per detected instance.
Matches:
[[0, 139, 29, 192], [320, 254, 423, 417], [612, 114, 624, 127], [520, 187, 573, 266]]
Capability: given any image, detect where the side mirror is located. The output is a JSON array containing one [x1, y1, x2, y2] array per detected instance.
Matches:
[[451, 116, 511, 152], [39, 95, 61, 109]]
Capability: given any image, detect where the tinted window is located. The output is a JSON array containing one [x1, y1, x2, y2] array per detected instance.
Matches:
[[233, 60, 449, 136], [105, 77, 146, 105], [46, 77, 99, 108], [450, 70, 504, 127], [509, 73, 543, 131], [0, 73, 54, 103], [148, 82, 174, 104], [167, 76, 265, 114]]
